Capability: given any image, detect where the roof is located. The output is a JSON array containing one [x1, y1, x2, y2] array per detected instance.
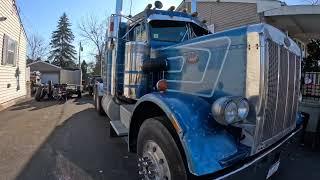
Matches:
[[264, 5, 320, 16], [130, 9, 207, 29], [181, 0, 272, 4], [27, 61, 61, 72], [264, 5, 320, 42], [13, 0, 27, 39]]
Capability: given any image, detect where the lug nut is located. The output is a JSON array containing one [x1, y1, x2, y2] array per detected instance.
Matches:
[[139, 170, 147, 175], [159, 159, 164, 164]]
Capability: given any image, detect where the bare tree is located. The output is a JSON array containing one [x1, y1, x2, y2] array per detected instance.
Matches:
[[78, 15, 106, 75], [303, 0, 320, 5], [27, 33, 49, 61]]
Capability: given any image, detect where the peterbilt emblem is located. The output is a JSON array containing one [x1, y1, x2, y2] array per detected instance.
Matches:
[[185, 52, 199, 64]]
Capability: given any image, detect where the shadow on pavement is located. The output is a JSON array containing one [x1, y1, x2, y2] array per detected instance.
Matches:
[[9, 99, 61, 111], [74, 95, 94, 106], [16, 107, 138, 180]]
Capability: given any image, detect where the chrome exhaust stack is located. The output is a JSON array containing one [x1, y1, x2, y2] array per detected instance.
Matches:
[[191, 0, 197, 13], [113, 0, 123, 39], [110, 0, 123, 96]]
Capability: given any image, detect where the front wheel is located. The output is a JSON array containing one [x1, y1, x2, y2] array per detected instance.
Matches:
[[137, 117, 187, 180]]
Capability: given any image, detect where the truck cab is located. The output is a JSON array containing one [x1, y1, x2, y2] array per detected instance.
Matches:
[[95, 1, 306, 179]]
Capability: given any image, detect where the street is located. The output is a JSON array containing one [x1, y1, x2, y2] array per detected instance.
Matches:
[[0, 96, 319, 180]]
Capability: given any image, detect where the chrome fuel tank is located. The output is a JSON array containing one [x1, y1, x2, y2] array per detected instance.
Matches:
[[124, 42, 149, 99]]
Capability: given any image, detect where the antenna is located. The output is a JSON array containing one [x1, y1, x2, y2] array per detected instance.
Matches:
[[129, 0, 132, 16]]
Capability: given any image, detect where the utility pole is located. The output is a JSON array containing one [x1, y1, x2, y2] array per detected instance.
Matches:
[[79, 42, 83, 68]]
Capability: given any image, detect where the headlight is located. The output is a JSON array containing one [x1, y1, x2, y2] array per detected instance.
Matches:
[[237, 98, 249, 120], [211, 96, 250, 126], [224, 101, 238, 124]]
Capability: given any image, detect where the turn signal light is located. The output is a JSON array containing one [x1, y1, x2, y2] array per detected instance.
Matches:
[[156, 79, 168, 92]]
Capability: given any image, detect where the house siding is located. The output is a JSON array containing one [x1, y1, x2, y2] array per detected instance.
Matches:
[[185, 2, 261, 32], [0, 0, 27, 105]]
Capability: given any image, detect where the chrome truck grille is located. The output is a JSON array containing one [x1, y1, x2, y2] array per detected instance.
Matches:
[[254, 40, 301, 153]]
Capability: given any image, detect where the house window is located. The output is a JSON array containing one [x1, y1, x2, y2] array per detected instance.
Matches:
[[2, 34, 17, 66]]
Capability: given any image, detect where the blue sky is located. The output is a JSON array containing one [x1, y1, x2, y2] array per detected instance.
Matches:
[[17, 0, 306, 61], [17, 0, 182, 61]]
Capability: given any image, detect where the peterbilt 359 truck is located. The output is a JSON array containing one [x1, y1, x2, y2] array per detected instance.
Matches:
[[94, 0, 306, 179]]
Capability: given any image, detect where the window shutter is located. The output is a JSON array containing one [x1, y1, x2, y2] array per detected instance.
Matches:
[[1, 34, 8, 65], [13, 39, 17, 66]]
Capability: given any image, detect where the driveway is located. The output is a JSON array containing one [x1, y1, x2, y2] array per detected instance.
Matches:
[[0, 96, 137, 180], [0, 96, 319, 180]]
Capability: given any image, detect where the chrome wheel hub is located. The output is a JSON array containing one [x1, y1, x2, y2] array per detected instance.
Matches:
[[138, 140, 171, 180]]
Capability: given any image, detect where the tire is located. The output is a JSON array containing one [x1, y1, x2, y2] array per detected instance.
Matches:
[[40, 89, 47, 99], [77, 90, 82, 98], [137, 117, 187, 180], [35, 86, 43, 101], [47, 81, 53, 99], [89, 87, 93, 96]]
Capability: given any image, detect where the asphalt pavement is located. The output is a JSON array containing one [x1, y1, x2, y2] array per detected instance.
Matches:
[[0, 95, 319, 180], [0, 96, 138, 180]]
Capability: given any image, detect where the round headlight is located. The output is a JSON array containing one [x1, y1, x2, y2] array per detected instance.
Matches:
[[212, 97, 238, 126], [237, 98, 249, 119], [224, 102, 238, 124], [212, 96, 250, 126]]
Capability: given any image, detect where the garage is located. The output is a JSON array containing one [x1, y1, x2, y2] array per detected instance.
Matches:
[[41, 73, 59, 84], [27, 61, 61, 84]]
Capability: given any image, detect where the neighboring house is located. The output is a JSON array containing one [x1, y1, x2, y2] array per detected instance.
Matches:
[[28, 61, 61, 84], [178, 0, 320, 57], [27, 61, 82, 85], [0, 0, 27, 110]]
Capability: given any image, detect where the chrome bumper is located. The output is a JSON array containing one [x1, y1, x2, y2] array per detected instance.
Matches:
[[207, 126, 302, 180]]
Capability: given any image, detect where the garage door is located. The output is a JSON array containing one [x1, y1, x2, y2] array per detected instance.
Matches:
[[41, 73, 59, 84]]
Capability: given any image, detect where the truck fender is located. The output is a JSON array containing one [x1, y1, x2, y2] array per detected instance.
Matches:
[[129, 92, 239, 176]]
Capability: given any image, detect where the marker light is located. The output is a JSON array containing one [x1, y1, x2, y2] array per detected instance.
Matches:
[[168, 6, 175, 11], [156, 79, 168, 92], [145, 4, 152, 10], [154, 1, 163, 9]]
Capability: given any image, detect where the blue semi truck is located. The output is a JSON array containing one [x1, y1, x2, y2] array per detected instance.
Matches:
[[94, 1, 306, 179]]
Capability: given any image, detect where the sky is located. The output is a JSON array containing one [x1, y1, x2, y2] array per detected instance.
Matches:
[[16, 0, 182, 62], [16, 0, 307, 62]]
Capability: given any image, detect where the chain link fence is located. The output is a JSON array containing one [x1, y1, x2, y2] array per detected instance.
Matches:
[[301, 72, 320, 102]]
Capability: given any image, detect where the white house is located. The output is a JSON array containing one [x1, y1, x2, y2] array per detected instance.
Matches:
[[0, 0, 27, 110], [178, 0, 320, 57]]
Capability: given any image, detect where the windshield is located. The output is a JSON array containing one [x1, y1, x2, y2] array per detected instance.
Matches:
[[150, 21, 187, 42], [150, 20, 209, 43]]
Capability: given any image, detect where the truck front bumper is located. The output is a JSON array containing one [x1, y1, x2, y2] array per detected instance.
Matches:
[[202, 126, 302, 180]]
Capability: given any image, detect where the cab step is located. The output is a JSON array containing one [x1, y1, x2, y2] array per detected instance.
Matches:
[[110, 120, 128, 137]]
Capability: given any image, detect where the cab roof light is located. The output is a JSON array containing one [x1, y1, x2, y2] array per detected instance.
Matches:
[[154, 1, 163, 9], [145, 4, 152, 10], [168, 6, 175, 11], [182, 8, 188, 13], [191, 12, 198, 17]]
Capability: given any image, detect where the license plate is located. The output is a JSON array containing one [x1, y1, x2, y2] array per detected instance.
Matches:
[[266, 160, 280, 179]]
